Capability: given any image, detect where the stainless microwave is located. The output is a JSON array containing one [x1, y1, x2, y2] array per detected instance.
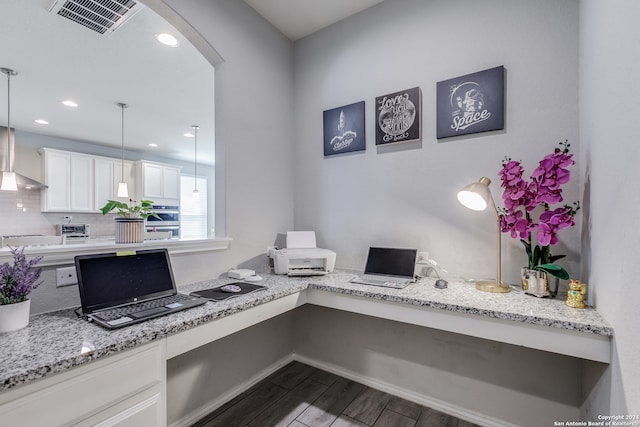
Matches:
[[146, 205, 179, 225]]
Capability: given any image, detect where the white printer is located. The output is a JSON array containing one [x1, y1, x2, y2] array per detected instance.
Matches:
[[270, 231, 336, 276]]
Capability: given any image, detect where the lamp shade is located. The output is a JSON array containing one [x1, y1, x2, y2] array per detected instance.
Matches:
[[0, 171, 18, 191], [457, 177, 492, 211], [116, 182, 129, 198], [2, 68, 18, 192]]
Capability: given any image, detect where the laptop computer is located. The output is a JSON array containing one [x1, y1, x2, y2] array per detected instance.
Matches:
[[75, 248, 208, 329], [350, 247, 417, 289]]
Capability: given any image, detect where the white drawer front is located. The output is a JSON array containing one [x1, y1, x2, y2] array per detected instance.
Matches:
[[0, 343, 164, 426]]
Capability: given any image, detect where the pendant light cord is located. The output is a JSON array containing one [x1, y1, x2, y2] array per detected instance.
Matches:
[[192, 125, 199, 192], [121, 104, 125, 181], [5, 69, 12, 173], [118, 103, 127, 188]]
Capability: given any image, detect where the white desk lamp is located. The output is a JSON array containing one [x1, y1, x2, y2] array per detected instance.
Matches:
[[457, 177, 510, 293]]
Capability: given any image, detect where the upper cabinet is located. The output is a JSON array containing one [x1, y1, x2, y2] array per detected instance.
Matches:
[[40, 148, 137, 213], [136, 161, 181, 205], [40, 149, 94, 212], [94, 158, 136, 211]]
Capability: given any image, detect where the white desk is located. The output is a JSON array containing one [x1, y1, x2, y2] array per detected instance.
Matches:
[[0, 271, 612, 426]]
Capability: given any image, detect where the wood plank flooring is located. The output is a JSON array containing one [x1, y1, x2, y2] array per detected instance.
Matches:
[[191, 361, 480, 427]]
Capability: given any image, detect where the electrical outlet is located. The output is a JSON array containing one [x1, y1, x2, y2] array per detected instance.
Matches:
[[56, 266, 77, 287], [63, 215, 73, 222], [416, 251, 430, 264]]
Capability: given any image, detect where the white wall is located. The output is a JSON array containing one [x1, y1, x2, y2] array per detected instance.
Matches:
[[579, 0, 640, 418], [293, 0, 580, 286], [158, 0, 295, 286]]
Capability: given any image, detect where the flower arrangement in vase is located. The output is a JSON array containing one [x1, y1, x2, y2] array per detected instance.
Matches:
[[0, 247, 43, 332], [498, 140, 579, 297]]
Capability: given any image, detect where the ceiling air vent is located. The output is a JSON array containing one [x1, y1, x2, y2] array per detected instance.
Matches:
[[49, 0, 144, 35]]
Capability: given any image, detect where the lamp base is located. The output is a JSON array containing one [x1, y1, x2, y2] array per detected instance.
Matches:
[[476, 280, 511, 293]]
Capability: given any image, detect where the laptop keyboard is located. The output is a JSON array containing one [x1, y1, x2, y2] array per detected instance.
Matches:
[[353, 274, 411, 288], [93, 294, 193, 322]]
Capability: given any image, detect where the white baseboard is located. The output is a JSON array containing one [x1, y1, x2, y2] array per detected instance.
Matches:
[[292, 353, 516, 427], [169, 354, 295, 427]]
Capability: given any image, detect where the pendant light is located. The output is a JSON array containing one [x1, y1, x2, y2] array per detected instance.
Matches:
[[191, 125, 200, 200], [116, 103, 129, 198], [1, 68, 18, 192]]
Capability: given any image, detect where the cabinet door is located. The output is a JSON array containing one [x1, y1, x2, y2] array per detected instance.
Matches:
[[143, 163, 163, 199], [95, 158, 115, 211], [162, 166, 180, 199], [70, 155, 94, 211], [43, 150, 71, 211]]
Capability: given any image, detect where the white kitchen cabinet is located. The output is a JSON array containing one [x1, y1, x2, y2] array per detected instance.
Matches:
[[137, 161, 181, 204], [40, 149, 70, 211], [162, 166, 180, 200], [40, 148, 94, 212], [0, 342, 166, 426], [95, 158, 136, 210], [94, 157, 115, 211], [71, 155, 94, 210], [40, 148, 138, 212]]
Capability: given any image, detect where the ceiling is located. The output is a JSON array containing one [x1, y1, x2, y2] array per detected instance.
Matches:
[[244, 0, 384, 41], [0, 0, 383, 167], [0, 0, 214, 165]]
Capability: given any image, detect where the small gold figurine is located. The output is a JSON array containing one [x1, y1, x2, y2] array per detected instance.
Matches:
[[565, 279, 587, 309]]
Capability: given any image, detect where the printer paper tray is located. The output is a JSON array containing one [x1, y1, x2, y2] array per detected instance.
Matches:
[[287, 268, 327, 277]]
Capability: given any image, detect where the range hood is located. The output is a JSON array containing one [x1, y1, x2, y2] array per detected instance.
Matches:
[[0, 126, 47, 190]]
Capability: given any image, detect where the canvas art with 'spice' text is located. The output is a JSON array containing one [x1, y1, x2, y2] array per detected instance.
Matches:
[[436, 66, 505, 139], [323, 101, 366, 156], [375, 87, 421, 146]]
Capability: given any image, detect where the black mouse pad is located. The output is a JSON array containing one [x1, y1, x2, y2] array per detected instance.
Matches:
[[189, 282, 266, 301]]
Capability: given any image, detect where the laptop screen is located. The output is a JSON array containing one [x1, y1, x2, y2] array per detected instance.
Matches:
[[364, 247, 417, 278], [75, 249, 177, 312]]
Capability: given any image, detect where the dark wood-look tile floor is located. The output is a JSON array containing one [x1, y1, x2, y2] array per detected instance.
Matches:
[[191, 361, 481, 427]]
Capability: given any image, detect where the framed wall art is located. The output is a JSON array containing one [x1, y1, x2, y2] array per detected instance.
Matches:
[[323, 101, 366, 156], [436, 65, 505, 139], [375, 86, 421, 146]]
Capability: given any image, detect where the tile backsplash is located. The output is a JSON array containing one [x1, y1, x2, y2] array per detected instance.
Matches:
[[0, 189, 116, 237]]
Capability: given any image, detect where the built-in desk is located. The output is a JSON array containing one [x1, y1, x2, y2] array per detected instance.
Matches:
[[0, 271, 612, 426]]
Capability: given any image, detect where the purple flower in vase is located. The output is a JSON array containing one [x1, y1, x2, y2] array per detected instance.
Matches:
[[497, 140, 579, 280], [0, 247, 43, 305]]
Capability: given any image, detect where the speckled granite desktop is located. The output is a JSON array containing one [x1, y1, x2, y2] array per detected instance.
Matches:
[[0, 271, 612, 393], [307, 271, 612, 335]]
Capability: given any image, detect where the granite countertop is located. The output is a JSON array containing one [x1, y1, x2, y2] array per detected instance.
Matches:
[[308, 271, 613, 336], [0, 270, 612, 393]]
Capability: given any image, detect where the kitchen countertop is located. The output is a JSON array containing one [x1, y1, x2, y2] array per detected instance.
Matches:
[[0, 236, 232, 267], [0, 270, 612, 393]]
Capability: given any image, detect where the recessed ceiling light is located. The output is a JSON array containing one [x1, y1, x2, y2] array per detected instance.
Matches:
[[34, 119, 49, 125], [184, 132, 194, 138], [148, 143, 158, 147], [156, 33, 179, 47], [61, 100, 78, 107]]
